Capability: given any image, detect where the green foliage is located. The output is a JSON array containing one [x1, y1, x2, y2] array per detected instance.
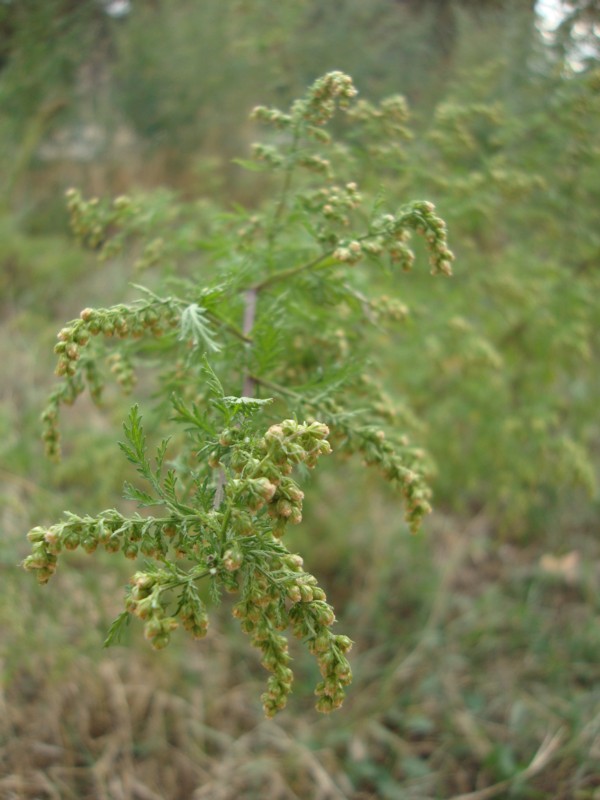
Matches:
[[23, 73, 453, 716], [329, 59, 600, 535]]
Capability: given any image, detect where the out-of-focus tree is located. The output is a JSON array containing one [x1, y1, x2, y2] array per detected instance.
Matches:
[[552, 0, 600, 66], [396, 0, 538, 68], [0, 0, 108, 209]]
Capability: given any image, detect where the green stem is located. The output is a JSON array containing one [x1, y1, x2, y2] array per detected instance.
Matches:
[[250, 374, 303, 402], [251, 228, 384, 292], [205, 309, 253, 344], [252, 251, 337, 292], [266, 128, 301, 261]]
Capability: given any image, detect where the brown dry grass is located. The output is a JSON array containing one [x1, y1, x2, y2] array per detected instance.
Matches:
[[2, 515, 599, 800]]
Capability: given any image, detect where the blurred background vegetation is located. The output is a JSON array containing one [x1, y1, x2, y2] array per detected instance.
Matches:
[[1, 1, 599, 798]]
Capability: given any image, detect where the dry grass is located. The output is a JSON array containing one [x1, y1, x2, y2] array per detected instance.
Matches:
[[1, 219, 599, 799], [2, 512, 599, 800]]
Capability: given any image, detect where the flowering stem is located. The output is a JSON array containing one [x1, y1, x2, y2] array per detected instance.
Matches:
[[252, 251, 337, 292], [251, 229, 388, 293], [241, 288, 258, 397], [213, 285, 259, 509], [267, 128, 301, 260]]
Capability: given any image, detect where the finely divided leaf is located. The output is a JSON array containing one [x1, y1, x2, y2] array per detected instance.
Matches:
[[122, 482, 158, 506], [180, 304, 222, 353], [103, 611, 131, 648], [201, 356, 225, 399], [222, 396, 273, 417]]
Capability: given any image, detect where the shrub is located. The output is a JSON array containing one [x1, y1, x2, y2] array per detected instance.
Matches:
[[23, 73, 453, 716]]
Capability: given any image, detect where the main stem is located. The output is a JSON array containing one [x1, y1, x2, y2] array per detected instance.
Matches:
[[212, 286, 259, 509], [213, 131, 299, 508], [241, 288, 258, 397]]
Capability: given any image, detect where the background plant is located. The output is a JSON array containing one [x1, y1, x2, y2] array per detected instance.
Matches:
[[3, 2, 600, 797], [23, 72, 454, 717]]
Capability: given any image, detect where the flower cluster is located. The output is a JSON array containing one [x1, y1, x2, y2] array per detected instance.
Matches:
[[250, 142, 284, 169], [22, 510, 190, 584], [108, 352, 137, 394], [211, 418, 351, 715], [346, 95, 413, 159], [25, 409, 352, 716], [370, 295, 410, 323], [319, 200, 453, 274], [299, 182, 363, 245], [216, 419, 332, 539], [124, 571, 209, 649], [373, 201, 455, 276], [296, 154, 332, 177], [65, 188, 137, 259], [42, 298, 183, 458], [294, 71, 358, 126], [54, 302, 179, 377], [290, 393, 432, 535], [231, 541, 352, 717], [25, 73, 457, 721]]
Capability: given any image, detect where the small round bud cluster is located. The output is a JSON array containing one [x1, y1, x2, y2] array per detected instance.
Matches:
[[251, 143, 284, 169], [223, 423, 318, 535], [52, 301, 179, 385], [333, 239, 364, 264], [305, 125, 332, 144], [22, 527, 58, 584], [107, 352, 137, 394], [143, 615, 179, 650], [263, 419, 332, 471], [178, 593, 209, 639], [212, 418, 350, 715], [65, 188, 139, 260], [388, 241, 416, 271], [41, 391, 68, 460], [327, 414, 432, 534], [288, 599, 352, 713], [223, 544, 244, 572], [83, 357, 104, 404], [347, 95, 410, 130], [250, 106, 292, 129], [236, 214, 263, 246], [266, 477, 305, 533], [375, 202, 454, 276], [125, 572, 158, 618], [301, 183, 362, 237], [65, 188, 106, 250], [125, 570, 182, 650], [227, 476, 278, 512], [231, 555, 350, 716], [346, 95, 412, 159], [362, 238, 384, 256], [258, 628, 294, 717], [23, 511, 180, 584], [371, 295, 410, 323], [135, 237, 166, 271], [232, 585, 294, 717], [297, 154, 332, 177], [297, 71, 358, 126]]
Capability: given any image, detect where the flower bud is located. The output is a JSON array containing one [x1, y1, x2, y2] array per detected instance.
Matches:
[[276, 499, 293, 518], [124, 543, 139, 559], [287, 585, 302, 603], [223, 546, 243, 572], [287, 485, 304, 502], [27, 527, 47, 543], [63, 531, 80, 551], [256, 477, 277, 503], [289, 507, 303, 525], [334, 635, 353, 653]]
